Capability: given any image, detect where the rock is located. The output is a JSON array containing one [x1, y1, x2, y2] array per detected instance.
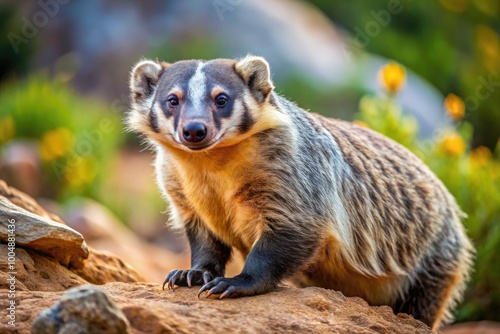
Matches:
[[0, 244, 87, 292], [72, 249, 144, 285], [31, 285, 130, 334], [0, 182, 143, 292], [0, 179, 64, 224], [0, 243, 143, 293], [1, 283, 433, 334], [0, 196, 88, 268]]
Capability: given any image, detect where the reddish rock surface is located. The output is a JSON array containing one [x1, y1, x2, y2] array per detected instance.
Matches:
[[0, 242, 142, 293], [0, 181, 494, 334], [2, 283, 434, 334]]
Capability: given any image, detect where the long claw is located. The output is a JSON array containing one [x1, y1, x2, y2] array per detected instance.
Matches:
[[170, 276, 177, 291], [219, 285, 238, 299], [203, 272, 212, 284], [162, 269, 217, 293], [198, 282, 212, 298], [162, 276, 169, 290]]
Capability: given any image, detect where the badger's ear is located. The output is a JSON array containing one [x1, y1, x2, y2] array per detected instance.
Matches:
[[129, 59, 168, 107], [235, 56, 274, 103]]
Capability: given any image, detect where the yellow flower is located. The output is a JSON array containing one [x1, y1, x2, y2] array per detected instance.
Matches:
[[64, 156, 97, 186], [0, 116, 15, 143], [39, 128, 74, 161], [439, 132, 466, 157], [353, 120, 369, 128], [471, 146, 492, 166], [439, 0, 467, 12], [444, 94, 465, 120], [378, 62, 406, 94]]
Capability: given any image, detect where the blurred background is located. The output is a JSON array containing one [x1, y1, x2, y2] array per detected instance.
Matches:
[[0, 0, 499, 329]]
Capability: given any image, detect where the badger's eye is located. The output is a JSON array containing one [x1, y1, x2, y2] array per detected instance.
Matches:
[[215, 94, 228, 108], [167, 95, 179, 107]]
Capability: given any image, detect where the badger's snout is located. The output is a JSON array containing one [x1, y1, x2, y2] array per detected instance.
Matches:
[[182, 121, 207, 143], [178, 118, 214, 150]]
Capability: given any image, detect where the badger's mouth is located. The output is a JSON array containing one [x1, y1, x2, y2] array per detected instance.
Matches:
[[176, 132, 226, 152], [183, 142, 214, 151]]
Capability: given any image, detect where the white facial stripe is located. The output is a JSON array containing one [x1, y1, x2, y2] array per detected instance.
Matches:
[[188, 62, 206, 112]]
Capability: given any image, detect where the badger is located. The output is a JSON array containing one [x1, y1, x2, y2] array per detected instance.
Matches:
[[126, 55, 474, 330]]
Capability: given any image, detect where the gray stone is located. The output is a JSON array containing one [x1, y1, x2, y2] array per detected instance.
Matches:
[[0, 196, 88, 268], [31, 285, 130, 334]]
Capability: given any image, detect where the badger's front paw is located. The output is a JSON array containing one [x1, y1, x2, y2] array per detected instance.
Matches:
[[198, 274, 271, 299], [162, 269, 214, 290]]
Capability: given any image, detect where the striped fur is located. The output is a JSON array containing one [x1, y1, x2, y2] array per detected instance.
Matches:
[[127, 56, 474, 330]]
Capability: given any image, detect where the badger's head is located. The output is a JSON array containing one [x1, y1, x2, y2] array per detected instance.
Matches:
[[127, 56, 286, 152]]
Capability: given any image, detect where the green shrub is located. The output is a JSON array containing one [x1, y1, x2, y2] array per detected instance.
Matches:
[[0, 74, 123, 200]]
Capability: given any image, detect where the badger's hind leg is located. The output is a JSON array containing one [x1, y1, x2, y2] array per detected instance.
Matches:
[[395, 262, 463, 330], [394, 224, 473, 330]]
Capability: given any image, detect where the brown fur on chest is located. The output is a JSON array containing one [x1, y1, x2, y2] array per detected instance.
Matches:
[[162, 136, 268, 255]]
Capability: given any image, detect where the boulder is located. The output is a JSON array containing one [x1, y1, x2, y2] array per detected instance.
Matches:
[[32, 285, 130, 334], [0, 196, 89, 268]]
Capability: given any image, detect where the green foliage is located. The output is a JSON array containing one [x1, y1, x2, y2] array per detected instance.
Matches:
[[357, 93, 500, 322], [0, 74, 123, 200], [308, 0, 500, 149]]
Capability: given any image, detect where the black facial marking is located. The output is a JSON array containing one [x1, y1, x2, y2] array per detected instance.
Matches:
[[215, 97, 234, 119], [163, 107, 174, 118], [174, 108, 181, 134], [239, 101, 255, 133], [213, 107, 222, 131], [269, 94, 279, 108], [149, 107, 160, 133]]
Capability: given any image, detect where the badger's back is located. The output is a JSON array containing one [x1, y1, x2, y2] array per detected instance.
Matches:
[[273, 97, 467, 274], [302, 112, 473, 325]]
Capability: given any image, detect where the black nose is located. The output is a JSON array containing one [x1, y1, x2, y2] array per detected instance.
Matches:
[[182, 122, 207, 143]]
